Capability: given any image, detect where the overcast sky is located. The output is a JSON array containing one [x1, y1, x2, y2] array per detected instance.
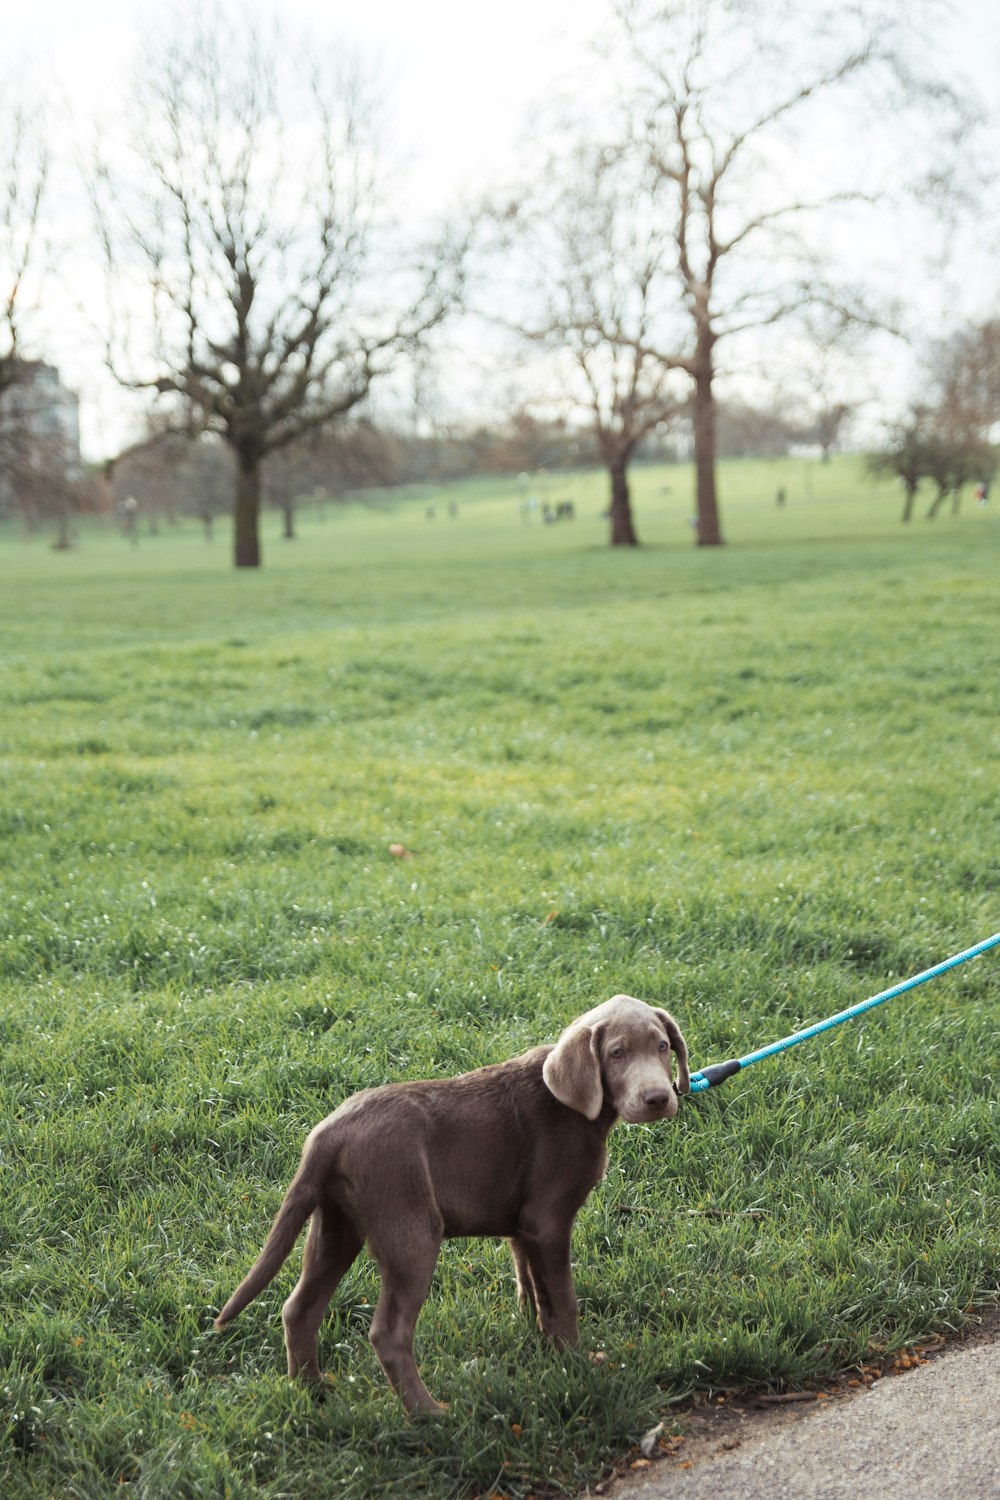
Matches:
[[15, 0, 614, 209], [15, 0, 997, 192], [7, 0, 1000, 456]]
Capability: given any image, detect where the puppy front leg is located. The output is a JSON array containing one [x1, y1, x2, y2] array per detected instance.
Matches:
[[518, 1228, 579, 1349]]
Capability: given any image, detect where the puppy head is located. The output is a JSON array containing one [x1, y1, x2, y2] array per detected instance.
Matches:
[[542, 995, 690, 1123]]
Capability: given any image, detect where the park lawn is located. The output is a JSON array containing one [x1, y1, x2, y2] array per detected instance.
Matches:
[[0, 456, 998, 1497]]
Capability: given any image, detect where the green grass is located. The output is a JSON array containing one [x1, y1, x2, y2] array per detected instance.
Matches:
[[1, 455, 998, 1497]]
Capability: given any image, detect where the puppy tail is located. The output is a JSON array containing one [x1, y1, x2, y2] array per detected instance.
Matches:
[[214, 1168, 317, 1330]]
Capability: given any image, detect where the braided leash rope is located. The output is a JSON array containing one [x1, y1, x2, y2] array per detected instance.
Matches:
[[688, 930, 1000, 1093]]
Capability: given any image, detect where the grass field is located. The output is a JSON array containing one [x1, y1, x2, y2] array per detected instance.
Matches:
[[1, 455, 998, 1498]]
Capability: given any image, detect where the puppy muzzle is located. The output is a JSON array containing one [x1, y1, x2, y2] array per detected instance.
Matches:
[[621, 1087, 679, 1123]]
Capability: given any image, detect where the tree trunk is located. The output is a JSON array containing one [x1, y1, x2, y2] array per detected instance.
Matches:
[[926, 484, 948, 520], [692, 359, 723, 546], [282, 498, 296, 539], [51, 499, 72, 550], [901, 479, 918, 522], [608, 457, 639, 546], [950, 485, 962, 516], [234, 449, 262, 567]]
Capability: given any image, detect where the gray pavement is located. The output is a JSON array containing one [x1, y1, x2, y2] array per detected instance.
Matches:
[[597, 1312, 1000, 1500]]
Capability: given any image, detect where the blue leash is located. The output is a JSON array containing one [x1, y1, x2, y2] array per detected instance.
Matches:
[[689, 930, 1000, 1092]]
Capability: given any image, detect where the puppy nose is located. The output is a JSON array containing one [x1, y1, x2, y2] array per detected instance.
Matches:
[[643, 1090, 671, 1110]]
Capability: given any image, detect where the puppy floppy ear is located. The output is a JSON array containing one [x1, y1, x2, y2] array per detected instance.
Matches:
[[655, 1009, 691, 1095], [543, 1023, 604, 1119]]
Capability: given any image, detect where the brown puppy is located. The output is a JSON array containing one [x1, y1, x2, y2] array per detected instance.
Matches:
[[214, 995, 690, 1412]]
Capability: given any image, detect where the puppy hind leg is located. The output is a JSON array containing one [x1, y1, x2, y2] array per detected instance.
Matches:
[[509, 1236, 538, 1321], [368, 1231, 444, 1414], [282, 1209, 362, 1380]]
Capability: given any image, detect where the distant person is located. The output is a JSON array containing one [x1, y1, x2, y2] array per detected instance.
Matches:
[[120, 495, 139, 546], [776, 486, 786, 507]]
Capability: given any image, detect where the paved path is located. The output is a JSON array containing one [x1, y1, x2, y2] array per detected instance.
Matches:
[[597, 1311, 1000, 1500]]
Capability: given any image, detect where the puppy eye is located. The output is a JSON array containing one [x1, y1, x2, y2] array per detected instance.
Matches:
[[609, 1045, 625, 1059], [658, 1039, 669, 1052]]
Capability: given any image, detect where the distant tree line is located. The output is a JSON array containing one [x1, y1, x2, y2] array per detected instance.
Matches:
[[0, 0, 990, 563], [100, 409, 608, 539], [92, 387, 872, 541], [7, 363, 994, 542]]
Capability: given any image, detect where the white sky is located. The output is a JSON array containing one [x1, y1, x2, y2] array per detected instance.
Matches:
[[16, 0, 613, 206], [7, 0, 1000, 457]]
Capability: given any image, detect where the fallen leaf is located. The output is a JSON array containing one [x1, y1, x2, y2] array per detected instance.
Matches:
[[640, 1422, 664, 1458]]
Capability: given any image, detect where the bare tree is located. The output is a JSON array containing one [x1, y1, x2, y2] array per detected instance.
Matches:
[[0, 85, 52, 517], [928, 318, 1000, 447], [0, 359, 84, 545], [0, 92, 48, 402], [506, 146, 685, 544], [714, 396, 796, 458], [921, 430, 990, 518], [105, 426, 240, 541], [0, 82, 95, 549], [913, 319, 999, 518], [866, 402, 991, 523], [105, 417, 196, 535], [610, 0, 961, 545], [780, 308, 878, 460], [94, 6, 465, 567], [866, 408, 934, 522]]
